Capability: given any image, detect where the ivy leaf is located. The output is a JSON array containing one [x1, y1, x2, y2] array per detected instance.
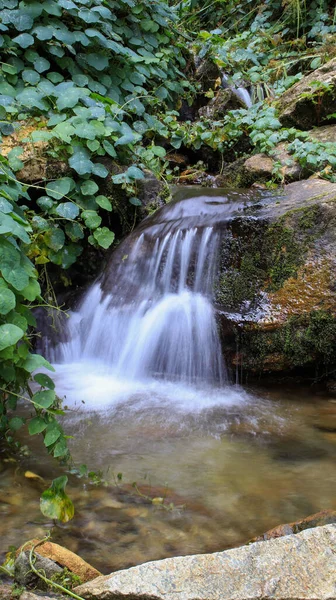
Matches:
[[33, 57, 50, 73], [20, 278, 41, 301], [34, 373, 55, 389], [44, 425, 61, 447], [9, 416, 24, 431], [81, 180, 98, 196], [96, 195, 112, 211], [91, 163, 108, 178], [44, 227, 65, 251], [102, 140, 117, 157], [93, 227, 115, 249], [53, 122, 76, 144], [86, 53, 109, 71], [22, 69, 40, 85], [126, 166, 145, 179], [45, 178, 72, 199], [40, 476, 74, 523], [53, 438, 68, 458], [129, 196, 142, 206], [69, 149, 93, 175], [13, 33, 34, 48], [0, 288, 16, 315], [56, 202, 80, 220], [29, 416, 48, 435], [0, 198, 13, 214], [0, 324, 24, 351], [32, 389, 55, 409], [65, 222, 84, 241], [82, 210, 101, 229], [23, 353, 55, 373]]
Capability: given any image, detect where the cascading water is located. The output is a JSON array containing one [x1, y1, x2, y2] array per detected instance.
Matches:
[[48, 194, 250, 411], [53, 226, 225, 384], [222, 73, 253, 108]]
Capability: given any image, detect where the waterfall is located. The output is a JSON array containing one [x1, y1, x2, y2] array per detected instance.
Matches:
[[222, 73, 253, 108], [52, 222, 226, 385]]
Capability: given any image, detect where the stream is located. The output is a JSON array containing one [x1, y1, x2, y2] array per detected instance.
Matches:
[[1, 188, 335, 573]]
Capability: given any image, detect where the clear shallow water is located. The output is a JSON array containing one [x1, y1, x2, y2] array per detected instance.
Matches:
[[3, 190, 335, 572], [1, 378, 336, 574]]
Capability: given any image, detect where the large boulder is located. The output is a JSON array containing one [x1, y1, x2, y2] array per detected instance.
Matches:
[[277, 57, 336, 129], [75, 524, 336, 600], [214, 178, 336, 377]]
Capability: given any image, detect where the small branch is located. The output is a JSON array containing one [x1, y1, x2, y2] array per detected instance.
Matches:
[[28, 536, 85, 600]]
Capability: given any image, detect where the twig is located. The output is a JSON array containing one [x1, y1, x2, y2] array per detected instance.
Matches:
[[27, 536, 85, 600]]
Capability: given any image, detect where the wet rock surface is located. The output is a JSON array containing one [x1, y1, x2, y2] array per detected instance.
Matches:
[[250, 509, 336, 542], [215, 178, 336, 377], [14, 552, 62, 589], [75, 524, 336, 600], [17, 540, 101, 583], [277, 57, 336, 129]]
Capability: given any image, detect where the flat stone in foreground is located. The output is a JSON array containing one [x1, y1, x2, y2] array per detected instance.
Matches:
[[76, 524, 336, 600]]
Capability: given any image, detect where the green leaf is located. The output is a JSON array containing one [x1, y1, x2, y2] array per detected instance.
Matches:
[[69, 149, 93, 175], [33, 57, 50, 73], [56, 87, 90, 111], [45, 178, 72, 199], [93, 227, 115, 249], [86, 53, 109, 71], [81, 180, 99, 196], [9, 416, 24, 431], [64, 222, 84, 241], [13, 33, 34, 48], [44, 426, 61, 447], [0, 287, 16, 315], [87, 140, 100, 152], [0, 324, 24, 351], [44, 227, 65, 251], [22, 69, 40, 85], [53, 122, 76, 143], [56, 202, 80, 220], [40, 476, 74, 523], [129, 196, 142, 206], [34, 373, 55, 389], [23, 353, 55, 373], [20, 278, 41, 301], [152, 145, 166, 157], [82, 210, 101, 229], [29, 416, 48, 435], [0, 213, 30, 244], [127, 166, 145, 179], [53, 437, 68, 458], [96, 195, 112, 211], [0, 198, 13, 214], [91, 163, 108, 178], [37, 196, 54, 211], [102, 140, 117, 158], [32, 389, 55, 409]]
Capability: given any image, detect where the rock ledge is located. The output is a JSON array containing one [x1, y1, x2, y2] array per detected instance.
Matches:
[[76, 523, 336, 600]]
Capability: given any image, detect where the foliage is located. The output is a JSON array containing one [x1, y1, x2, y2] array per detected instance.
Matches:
[[40, 474, 74, 522], [0, 0, 191, 466], [0, 157, 70, 461]]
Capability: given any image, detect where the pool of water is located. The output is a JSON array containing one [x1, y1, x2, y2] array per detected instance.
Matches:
[[1, 372, 336, 574]]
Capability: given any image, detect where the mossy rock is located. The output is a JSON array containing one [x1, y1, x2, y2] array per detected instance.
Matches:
[[215, 179, 336, 379]]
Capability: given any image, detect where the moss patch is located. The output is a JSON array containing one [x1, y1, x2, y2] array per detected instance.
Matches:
[[215, 203, 327, 310], [242, 309, 336, 375]]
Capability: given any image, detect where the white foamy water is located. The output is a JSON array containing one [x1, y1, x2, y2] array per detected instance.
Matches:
[[48, 195, 255, 413], [222, 73, 253, 108]]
